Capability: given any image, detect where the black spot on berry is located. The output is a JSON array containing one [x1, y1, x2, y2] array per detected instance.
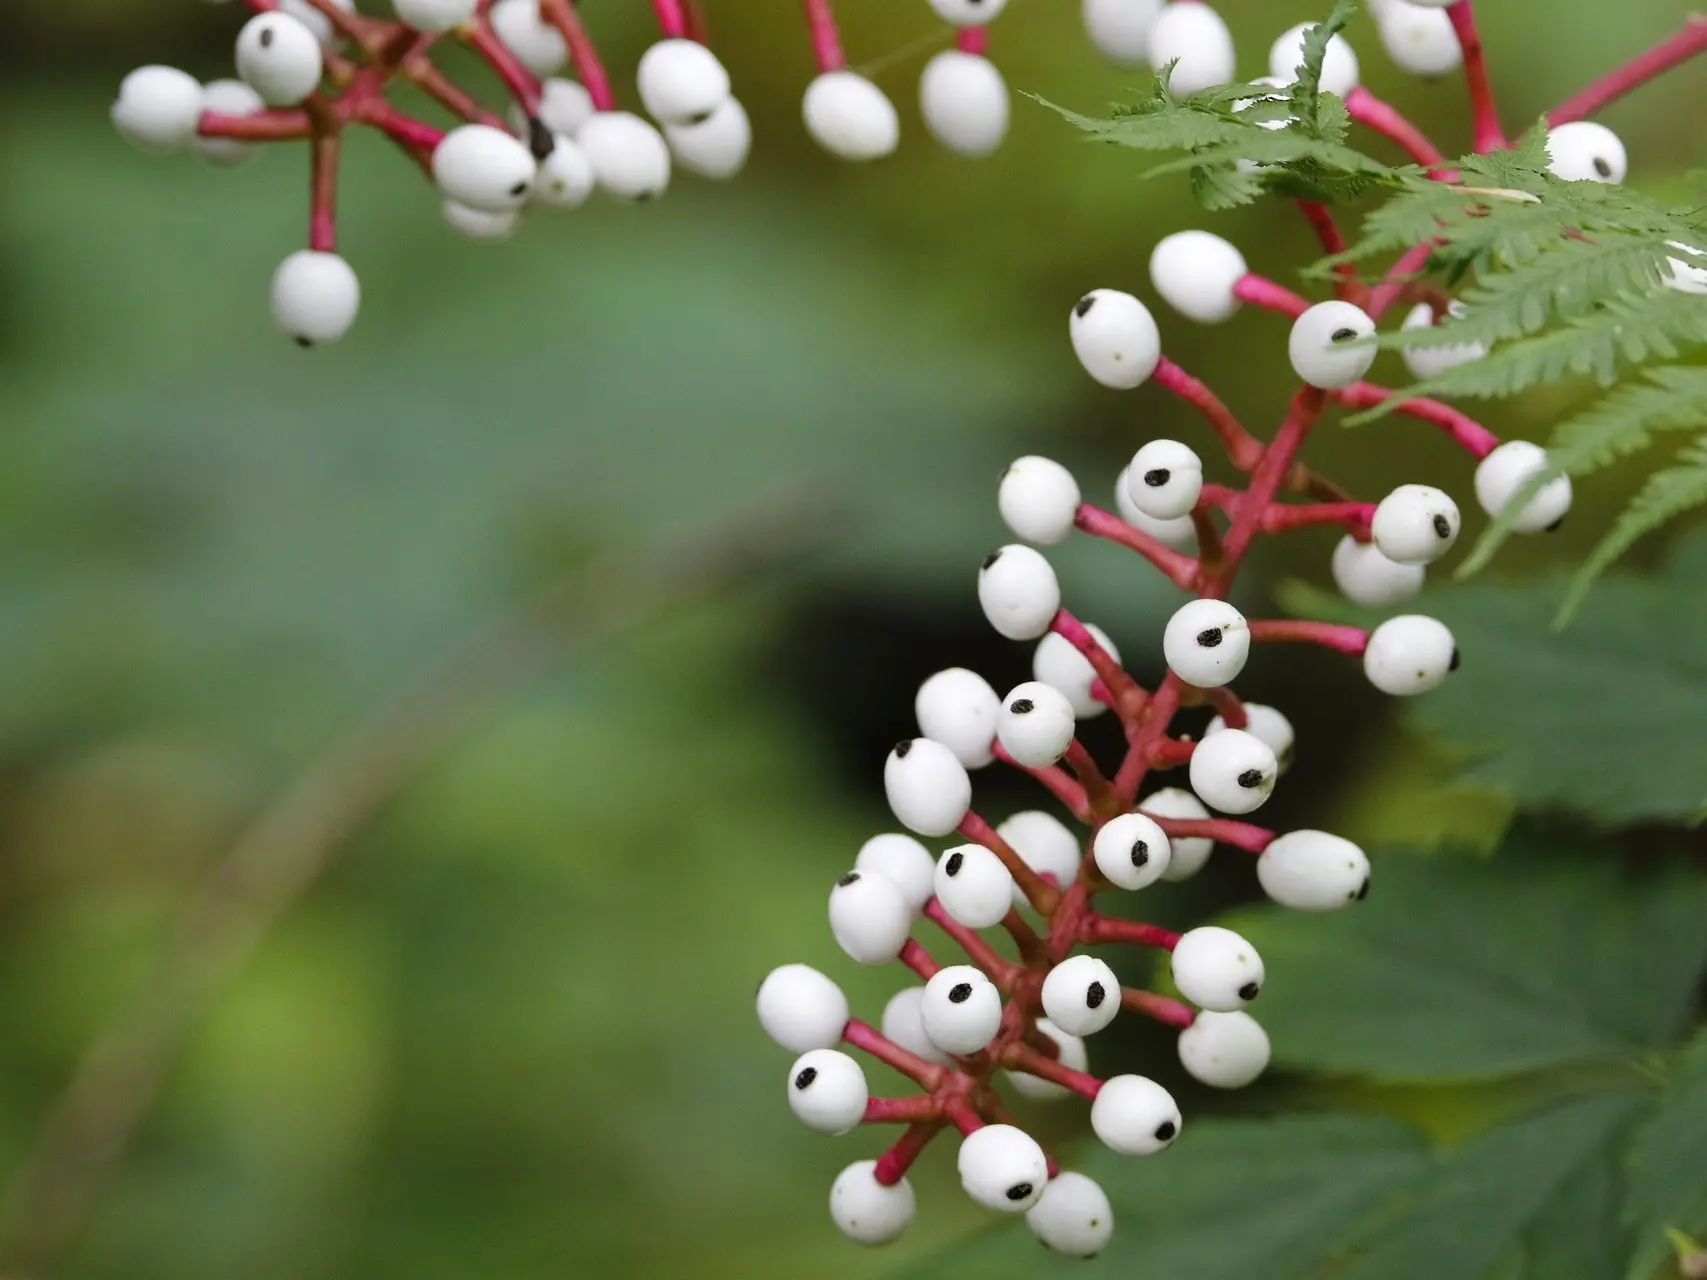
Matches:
[[1238, 981, 1261, 1001], [1006, 1183, 1034, 1202], [1154, 1120, 1177, 1141], [635, 191, 655, 203], [509, 180, 530, 197], [1237, 768, 1265, 789], [1449, 647, 1461, 671], [894, 739, 914, 759], [1131, 840, 1149, 866], [1143, 467, 1170, 487], [1009, 698, 1035, 714], [949, 982, 974, 1003], [1195, 627, 1224, 648], [794, 1066, 818, 1089], [526, 116, 555, 160], [1545, 516, 1565, 532], [1432, 514, 1452, 538], [686, 109, 714, 125], [945, 852, 965, 877], [1592, 156, 1612, 178], [259, 23, 275, 47], [982, 550, 1002, 570], [1074, 294, 1097, 318], [1085, 981, 1106, 1009], [1355, 878, 1370, 900], [1330, 326, 1357, 342], [836, 872, 860, 887], [293, 336, 313, 349]]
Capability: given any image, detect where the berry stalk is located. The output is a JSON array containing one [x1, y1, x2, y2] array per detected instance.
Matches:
[[1549, 15, 1707, 124], [1446, 2, 1507, 152]]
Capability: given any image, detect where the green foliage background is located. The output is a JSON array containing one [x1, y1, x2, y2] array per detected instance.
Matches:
[[0, 1, 1703, 1277]]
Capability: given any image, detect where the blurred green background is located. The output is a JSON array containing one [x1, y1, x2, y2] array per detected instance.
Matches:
[[0, 1, 1704, 1277]]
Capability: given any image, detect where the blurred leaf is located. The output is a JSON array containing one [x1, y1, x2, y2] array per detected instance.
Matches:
[[1625, 1028, 1707, 1279], [1225, 825, 1707, 1081]]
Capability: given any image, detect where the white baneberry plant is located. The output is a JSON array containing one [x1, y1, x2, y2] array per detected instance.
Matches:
[[756, 0, 1707, 1254]]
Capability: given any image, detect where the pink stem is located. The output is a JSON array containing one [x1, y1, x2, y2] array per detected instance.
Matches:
[[539, 0, 615, 111], [1073, 505, 1198, 591], [1153, 357, 1265, 470], [1140, 813, 1274, 854], [1209, 386, 1326, 576], [1335, 382, 1501, 458], [1002, 1043, 1103, 1100], [1113, 674, 1182, 803], [1550, 16, 1707, 124], [464, 22, 541, 113], [1368, 242, 1437, 320], [198, 108, 313, 141], [1143, 737, 1194, 768], [356, 102, 446, 153], [651, 0, 688, 39], [1233, 274, 1309, 317], [1052, 608, 1152, 722], [1121, 988, 1197, 1029], [1000, 911, 1048, 966], [1296, 201, 1361, 298], [307, 127, 340, 252], [843, 1019, 947, 1090], [943, 1097, 984, 1136], [1345, 86, 1450, 170], [994, 744, 1092, 821], [1248, 618, 1369, 655], [956, 25, 988, 55], [682, 0, 709, 43], [1447, 2, 1506, 151], [1078, 915, 1181, 949], [898, 938, 940, 981], [923, 900, 1022, 985], [1205, 686, 1246, 728], [960, 812, 1060, 915], [863, 1095, 943, 1125], [874, 1120, 944, 1184], [1062, 738, 1118, 812], [801, 0, 845, 72], [1260, 501, 1375, 538]]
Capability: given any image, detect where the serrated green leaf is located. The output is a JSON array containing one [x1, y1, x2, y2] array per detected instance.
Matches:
[[1286, 1, 1359, 142], [1625, 1029, 1707, 1279], [1228, 827, 1707, 1080], [1190, 162, 1264, 210]]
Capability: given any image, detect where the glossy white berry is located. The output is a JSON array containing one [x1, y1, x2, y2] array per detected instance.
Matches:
[[1374, 0, 1461, 77], [1363, 614, 1458, 696], [830, 1160, 915, 1246], [235, 12, 324, 105], [1371, 483, 1460, 564], [1125, 439, 1203, 520], [1269, 22, 1359, 97], [576, 112, 671, 200], [880, 987, 953, 1066], [1148, 1, 1236, 95], [1115, 468, 1197, 550], [1162, 599, 1249, 688], [1033, 624, 1118, 719], [1178, 1009, 1270, 1088], [1400, 300, 1486, 380], [915, 668, 1000, 769], [1189, 727, 1277, 815], [828, 870, 913, 965], [1092, 811, 1172, 890], [270, 250, 360, 347], [1172, 925, 1264, 1011], [433, 124, 536, 212], [112, 66, 204, 150], [193, 79, 267, 165], [1474, 440, 1572, 533], [1082, 0, 1164, 65], [996, 681, 1077, 768], [1140, 788, 1213, 881], [977, 545, 1061, 641], [884, 738, 972, 836], [1041, 954, 1119, 1036], [1332, 534, 1426, 606], [394, 0, 478, 32], [934, 843, 1016, 929], [1091, 1074, 1181, 1155], [922, 965, 1003, 1054], [1289, 300, 1377, 389], [803, 71, 899, 161], [930, 0, 1009, 26], [531, 135, 595, 207], [1258, 829, 1370, 911], [1546, 121, 1627, 184], [1149, 230, 1247, 324], [787, 1049, 868, 1134], [919, 51, 1009, 157], [489, 0, 567, 74], [1664, 242, 1707, 295], [999, 456, 1081, 545], [1005, 1019, 1089, 1102], [997, 810, 1082, 907], [442, 199, 520, 241], [1027, 1171, 1115, 1256], [529, 78, 595, 137], [1069, 290, 1161, 389], [757, 964, 850, 1053], [855, 833, 937, 913], [1205, 702, 1294, 773], [636, 39, 731, 126], [958, 1124, 1048, 1212], [277, 0, 353, 43], [665, 97, 751, 179]]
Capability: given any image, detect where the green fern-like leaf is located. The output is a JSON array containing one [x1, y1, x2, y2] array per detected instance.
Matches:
[[1285, 0, 1359, 141], [1190, 162, 1265, 210]]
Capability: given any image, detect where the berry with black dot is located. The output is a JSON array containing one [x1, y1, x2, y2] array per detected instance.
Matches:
[[933, 842, 1016, 929], [1090, 1074, 1182, 1155], [786, 1048, 869, 1134], [1091, 811, 1172, 890], [828, 869, 914, 965], [1171, 924, 1265, 1012], [957, 1124, 1049, 1213], [1041, 953, 1120, 1035], [921, 964, 1004, 1054]]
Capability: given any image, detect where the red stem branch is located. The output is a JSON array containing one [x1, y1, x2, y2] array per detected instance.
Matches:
[[993, 745, 1091, 823], [956, 26, 988, 55], [898, 938, 940, 981], [842, 1019, 947, 1090], [1078, 915, 1181, 949], [463, 21, 541, 113], [539, 0, 616, 111], [1345, 87, 1449, 170], [959, 812, 1061, 916], [1074, 505, 1198, 591], [1153, 357, 1265, 471], [307, 126, 340, 252], [863, 1095, 943, 1125], [1260, 501, 1375, 538], [1207, 386, 1326, 580], [1550, 16, 1707, 125], [1001, 1043, 1102, 1100], [1121, 988, 1197, 1029], [1233, 274, 1309, 318], [923, 900, 1022, 986], [1140, 814, 1275, 854], [1296, 201, 1362, 298], [1205, 686, 1246, 729], [198, 108, 313, 141], [801, 0, 846, 72], [1143, 736, 1195, 768], [1335, 382, 1501, 458], [1248, 618, 1369, 655], [651, 0, 688, 39], [1447, 2, 1506, 151], [1368, 242, 1437, 320], [873, 1120, 945, 1184]]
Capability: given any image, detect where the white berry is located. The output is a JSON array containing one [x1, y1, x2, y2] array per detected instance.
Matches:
[[394, 0, 478, 32], [880, 987, 953, 1066], [433, 124, 536, 212], [1116, 467, 1196, 549], [112, 66, 205, 151], [1663, 242, 1707, 295], [757, 964, 849, 1053], [803, 71, 899, 161], [1148, 1, 1236, 95], [1332, 534, 1426, 606], [1189, 727, 1277, 815], [665, 97, 751, 179], [830, 1160, 915, 1246], [1140, 787, 1214, 880], [1005, 1019, 1089, 1102], [1546, 121, 1627, 184], [999, 456, 1081, 545], [828, 870, 913, 965], [1268, 22, 1359, 97], [919, 51, 1009, 157], [235, 12, 324, 105], [1033, 624, 1118, 719], [1125, 439, 1203, 519], [1363, 614, 1457, 695], [1375, 0, 1461, 77], [958, 1124, 1048, 1212], [1258, 829, 1370, 911], [915, 668, 1000, 769], [787, 1049, 868, 1134], [884, 737, 972, 836], [279, 0, 354, 44], [934, 843, 1016, 929], [1092, 811, 1172, 890], [977, 545, 1061, 641], [1205, 702, 1295, 773], [637, 38, 731, 126], [1027, 1171, 1115, 1256], [1178, 1009, 1270, 1087], [1149, 230, 1247, 324], [193, 79, 267, 165], [576, 112, 671, 200], [997, 810, 1082, 907], [930, 0, 1009, 25], [1082, 0, 1164, 65], [996, 681, 1077, 768], [1162, 598, 1249, 688], [921, 965, 1003, 1054], [489, 0, 567, 74], [270, 250, 360, 346], [1289, 300, 1377, 389], [1069, 290, 1161, 389], [855, 833, 937, 914], [1399, 300, 1486, 381], [1091, 1074, 1181, 1155], [529, 78, 595, 137], [1474, 440, 1571, 533], [1371, 483, 1460, 564], [531, 135, 595, 207], [442, 199, 520, 241], [1171, 924, 1264, 1011], [1041, 954, 1119, 1036]]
